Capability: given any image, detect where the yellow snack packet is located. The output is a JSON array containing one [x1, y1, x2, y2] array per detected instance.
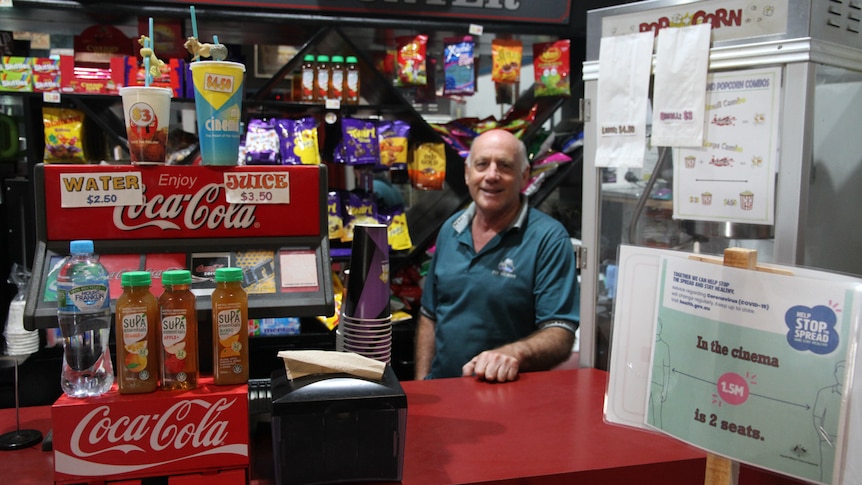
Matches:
[[387, 209, 412, 251], [410, 142, 446, 191], [43, 107, 87, 163]]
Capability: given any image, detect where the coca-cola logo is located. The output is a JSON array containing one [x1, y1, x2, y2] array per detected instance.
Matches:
[[69, 397, 238, 457], [113, 183, 257, 232]]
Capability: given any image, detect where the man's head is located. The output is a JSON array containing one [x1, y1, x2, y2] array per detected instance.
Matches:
[[464, 130, 530, 222]]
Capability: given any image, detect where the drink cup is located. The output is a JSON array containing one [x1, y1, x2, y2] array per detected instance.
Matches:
[[190, 61, 246, 165], [119, 86, 173, 165]]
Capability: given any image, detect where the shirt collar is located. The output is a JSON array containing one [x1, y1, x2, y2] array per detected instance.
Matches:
[[452, 196, 528, 234]]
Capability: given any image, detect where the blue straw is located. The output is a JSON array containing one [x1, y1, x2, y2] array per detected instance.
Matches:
[[190, 6, 198, 40], [148, 18, 154, 85], [144, 40, 151, 87]]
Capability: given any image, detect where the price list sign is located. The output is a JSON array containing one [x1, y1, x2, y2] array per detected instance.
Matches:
[[60, 171, 144, 208], [41, 165, 321, 241]]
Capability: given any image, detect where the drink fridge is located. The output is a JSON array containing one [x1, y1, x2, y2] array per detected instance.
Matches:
[[578, 0, 862, 369]]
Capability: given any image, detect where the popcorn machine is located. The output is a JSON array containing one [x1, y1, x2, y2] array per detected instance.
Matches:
[[578, 0, 862, 369]]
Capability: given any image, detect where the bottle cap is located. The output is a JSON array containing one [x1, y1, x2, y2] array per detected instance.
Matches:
[[331, 55, 344, 63], [70, 240, 94, 254], [215, 267, 243, 283], [303, 54, 315, 62], [121, 271, 152, 287], [346, 56, 358, 64], [316, 54, 330, 62], [161, 270, 192, 286]]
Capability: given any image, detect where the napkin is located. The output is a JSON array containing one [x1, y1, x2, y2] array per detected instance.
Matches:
[[278, 350, 386, 381]]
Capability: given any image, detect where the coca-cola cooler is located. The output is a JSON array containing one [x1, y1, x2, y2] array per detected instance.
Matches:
[[23, 163, 334, 483]]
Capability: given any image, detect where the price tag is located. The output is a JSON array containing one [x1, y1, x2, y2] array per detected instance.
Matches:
[[223, 171, 290, 205], [43, 91, 61, 104], [59, 172, 145, 208]]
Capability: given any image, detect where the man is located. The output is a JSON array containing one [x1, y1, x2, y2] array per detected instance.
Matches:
[[414, 129, 579, 383]]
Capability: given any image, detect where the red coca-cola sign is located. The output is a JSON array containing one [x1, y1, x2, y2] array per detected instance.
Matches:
[[52, 380, 249, 482], [40, 164, 323, 241]]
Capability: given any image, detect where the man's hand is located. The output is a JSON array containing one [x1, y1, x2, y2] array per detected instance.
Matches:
[[462, 326, 575, 383], [462, 349, 521, 382]]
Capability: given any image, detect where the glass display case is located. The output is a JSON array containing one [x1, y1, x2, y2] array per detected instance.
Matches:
[[579, 0, 862, 369]]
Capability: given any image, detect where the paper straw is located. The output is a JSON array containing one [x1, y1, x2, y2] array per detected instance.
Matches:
[[190, 6, 198, 40], [149, 17, 154, 44]]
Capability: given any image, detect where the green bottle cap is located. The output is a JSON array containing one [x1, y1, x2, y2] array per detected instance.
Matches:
[[215, 267, 243, 283], [331, 55, 344, 63], [346, 56, 358, 64], [303, 54, 315, 62], [161, 270, 192, 286], [316, 54, 330, 62], [121, 271, 152, 287]]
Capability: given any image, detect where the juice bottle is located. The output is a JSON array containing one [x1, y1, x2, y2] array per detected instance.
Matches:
[[158, 270, 198, 391], [345, 55, 360, 104], [115, 271, 160, 394], [329, 55, 345, 103], [300, 54, 316, 102], [314, 54, 330, 102], [211, 267, 249, 385]]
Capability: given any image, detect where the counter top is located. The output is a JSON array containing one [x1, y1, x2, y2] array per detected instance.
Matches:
[[1, 368, 805, 484]]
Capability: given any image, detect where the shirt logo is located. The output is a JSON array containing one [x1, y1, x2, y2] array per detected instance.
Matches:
[[494, 258, 517, 279]]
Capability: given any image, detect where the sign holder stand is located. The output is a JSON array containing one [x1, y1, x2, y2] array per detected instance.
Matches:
[[699, 248, 784, 485]]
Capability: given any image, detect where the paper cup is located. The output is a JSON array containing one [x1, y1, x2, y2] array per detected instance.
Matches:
[[190, 61, 246, 165], [343, 224, 390, 319], [119, 86, 172, 165]]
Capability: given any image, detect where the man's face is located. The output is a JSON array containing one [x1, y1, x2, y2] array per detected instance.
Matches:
[[465, 132, 529, 219]]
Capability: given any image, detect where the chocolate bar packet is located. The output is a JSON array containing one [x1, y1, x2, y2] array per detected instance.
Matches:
[[276, 117, 320, 165], [327, 190, 346, 240], [378, 120, 410, 170], [410, 142, 446, 191], [341, 190, 379, 243], [245, 118, 280, 165], [342, 117, 379, 166]]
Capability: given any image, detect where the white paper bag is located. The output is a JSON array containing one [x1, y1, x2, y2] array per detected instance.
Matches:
[[595, 31, 654, 168], [651, 23, 712, 147]]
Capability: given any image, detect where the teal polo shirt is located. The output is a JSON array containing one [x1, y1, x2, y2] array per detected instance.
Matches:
[[420, 200, 579, 379]]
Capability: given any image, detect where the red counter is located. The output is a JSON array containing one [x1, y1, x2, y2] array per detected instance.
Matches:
[[1, 369, 806, 484]]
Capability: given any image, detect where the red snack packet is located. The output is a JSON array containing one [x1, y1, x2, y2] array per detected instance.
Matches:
[[396, 34, 428, 86], [533, 39, 571, 97]]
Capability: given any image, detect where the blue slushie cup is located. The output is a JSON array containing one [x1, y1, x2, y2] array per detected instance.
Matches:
[[190, 60, 246, 165]]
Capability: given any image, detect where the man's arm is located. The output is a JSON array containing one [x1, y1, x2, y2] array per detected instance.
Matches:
[[462, 325, 575, 382], [414, 313, 436, 380]]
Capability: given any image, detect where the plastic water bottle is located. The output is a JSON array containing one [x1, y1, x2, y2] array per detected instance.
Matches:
[[57, 240, 114, 397]]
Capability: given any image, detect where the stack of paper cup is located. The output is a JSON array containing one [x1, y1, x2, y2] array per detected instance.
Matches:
[[4, 300, 39, 356], [337, 224, 392, 363]]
